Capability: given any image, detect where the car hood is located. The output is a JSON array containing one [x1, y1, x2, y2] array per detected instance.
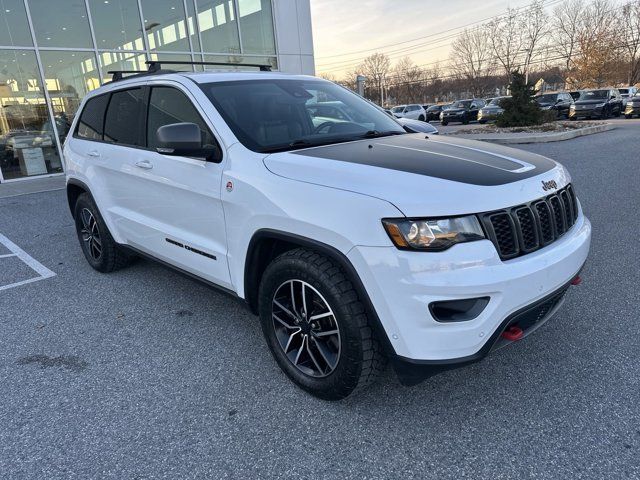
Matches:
[[574, 99, 607, 105], [263, 134, 569, 217], [443, 108, 465, 113], [536, 102, 554, 107]]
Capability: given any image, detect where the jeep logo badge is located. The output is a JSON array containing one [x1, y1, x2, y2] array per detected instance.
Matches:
[[541, 180, 558, 191]]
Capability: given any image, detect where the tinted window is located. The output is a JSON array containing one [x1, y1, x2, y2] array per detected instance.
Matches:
[[77, 94, 110, 140], [147, 87, 216, 149], [104, 88, 144, 146]]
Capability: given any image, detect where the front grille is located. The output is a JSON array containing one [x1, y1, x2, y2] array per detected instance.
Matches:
[[481, 184, 579, 260], [508, 287, 568, 331]]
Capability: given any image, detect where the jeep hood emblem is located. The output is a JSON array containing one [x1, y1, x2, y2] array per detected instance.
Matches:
[[542, 180, 558, 191]]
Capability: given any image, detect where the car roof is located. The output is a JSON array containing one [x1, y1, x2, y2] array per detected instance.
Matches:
[[87, 71, 321, 97]]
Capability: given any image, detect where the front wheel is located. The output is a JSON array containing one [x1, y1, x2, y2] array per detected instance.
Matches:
[[441, 120, 448, 126], [625, 114, 633, 119], [258, 248, 385, 400], [418, 115, 425, 121]]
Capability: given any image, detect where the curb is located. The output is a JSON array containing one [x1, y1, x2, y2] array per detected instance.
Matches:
[[449, 123, 615, 144]]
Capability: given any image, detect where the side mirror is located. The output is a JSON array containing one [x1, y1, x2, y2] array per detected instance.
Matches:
[[156, 122, 221, 162]]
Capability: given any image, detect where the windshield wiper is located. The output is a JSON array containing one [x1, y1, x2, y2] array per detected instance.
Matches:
[[361, 130, 405, 139]]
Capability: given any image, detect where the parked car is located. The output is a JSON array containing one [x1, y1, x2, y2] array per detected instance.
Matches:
[[569, 91, 582, 101], [624, 92, 640, 118], [422, 104, 433, 112], [390, 104, 426, 121], [478, 96, 510, 124], [535, 92, 574, 119], [425, 104, 445, 121], [569, 88, 623, 120], [618, 86, 638, 107], [65, 64, 591, 400], [440, 99, 486, 125]]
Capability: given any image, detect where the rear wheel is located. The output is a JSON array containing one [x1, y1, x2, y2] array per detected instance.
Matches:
[[418, 115, 425, 121], [73, 193, 135, 273], [258, 248, 385, 400], [441, 120, 448, 126], [625, 113, 633, 119]]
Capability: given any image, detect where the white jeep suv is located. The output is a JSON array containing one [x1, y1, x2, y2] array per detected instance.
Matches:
[[64, 64, 591, 400]]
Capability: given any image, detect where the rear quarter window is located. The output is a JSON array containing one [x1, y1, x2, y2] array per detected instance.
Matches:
[[76, 94, 109, 140]]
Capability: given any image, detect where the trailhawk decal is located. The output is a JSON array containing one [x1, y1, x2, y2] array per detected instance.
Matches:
[[292, 134, 556, 186]]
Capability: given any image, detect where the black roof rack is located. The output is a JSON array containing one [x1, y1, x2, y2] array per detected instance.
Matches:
[[107, 60, 272, 83]]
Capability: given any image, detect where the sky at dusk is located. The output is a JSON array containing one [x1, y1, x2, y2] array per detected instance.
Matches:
[[310, 0, 542, 78]]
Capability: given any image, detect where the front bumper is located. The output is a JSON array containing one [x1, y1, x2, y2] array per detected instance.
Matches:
[[478, 110, 501, 121], [570, 105, 605, 118], [348, 212, 591, 365], [440, 112, 466, 122], [625, 104, 640, 115]]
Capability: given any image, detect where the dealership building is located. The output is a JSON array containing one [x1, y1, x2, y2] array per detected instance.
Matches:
[[0, 0, 314, 182]]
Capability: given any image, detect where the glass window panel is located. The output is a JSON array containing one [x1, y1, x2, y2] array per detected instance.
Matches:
[[196, 0, 240, 54], [40, 51, 100, 134], [186, 0, 200, 51], [140, 0, 190, 52], [104, 88, 144, 146], [0, 0, 33, 46], [98, 51, 147, 83], [88, 0, 145, 50], [147, 87, 215, 148], [77, 94, 110, 140], [27, 0, 92, 48], [237, 0, 275, 55], [0, 50, 61, 180], [148, 52, 195, 72]]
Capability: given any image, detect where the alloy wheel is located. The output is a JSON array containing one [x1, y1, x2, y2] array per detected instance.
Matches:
[[271, 280, 341, 378], [80, 208, 102, 260]]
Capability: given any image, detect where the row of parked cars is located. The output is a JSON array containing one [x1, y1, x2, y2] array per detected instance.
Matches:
[[390, 86, 640, 125]]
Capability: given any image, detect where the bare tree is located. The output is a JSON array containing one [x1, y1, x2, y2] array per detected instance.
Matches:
[[551, 0, 586, 77], [489, 8, 525, 76], [388, 57, 426, 104], [520, 0, 550, 83], [449, 28, 494, 96], [357, 53, 391, 105], [622, 0, 640, 85]]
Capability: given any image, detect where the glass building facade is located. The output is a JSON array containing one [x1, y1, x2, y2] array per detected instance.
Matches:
[[0, 0, 289, 182]]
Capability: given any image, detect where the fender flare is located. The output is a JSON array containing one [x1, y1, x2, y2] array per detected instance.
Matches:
[[243, 228, 395, 357]]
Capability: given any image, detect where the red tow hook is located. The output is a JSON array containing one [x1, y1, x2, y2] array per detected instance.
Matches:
[[571, 275, 582, 286], [501, 325, 524, 341]]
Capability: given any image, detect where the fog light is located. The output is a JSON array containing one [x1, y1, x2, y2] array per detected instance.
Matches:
[[429, 297, 490, 322]]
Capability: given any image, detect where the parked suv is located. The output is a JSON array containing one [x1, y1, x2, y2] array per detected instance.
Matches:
[[440, 99, 485, 125], [478, 96, 510, 123], [390, 104, 426, 121], [625, 92, 640, 118], [569, 88, 623, 119], [535, 92, 574, 119], [425, 104, 445, 121], [65, 64, 591, 400]]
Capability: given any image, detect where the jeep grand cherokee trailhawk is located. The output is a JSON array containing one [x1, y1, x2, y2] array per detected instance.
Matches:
[[64, 62, 591, 400]]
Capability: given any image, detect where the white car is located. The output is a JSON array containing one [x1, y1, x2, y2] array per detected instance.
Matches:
[[618, 86, 638, 106], [390, 104, 426, 121], [64, 63, 591, 400]]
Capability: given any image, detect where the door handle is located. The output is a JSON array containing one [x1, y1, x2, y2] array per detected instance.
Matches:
[[135, 160, 153, 170], [87, 150, 100, 158]]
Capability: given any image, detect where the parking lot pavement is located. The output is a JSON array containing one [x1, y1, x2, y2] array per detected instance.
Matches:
[[1, 120, 640, 479]]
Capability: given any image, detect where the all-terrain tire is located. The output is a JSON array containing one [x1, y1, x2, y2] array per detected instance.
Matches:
[[73, 193, 135, 273], [258, 248, 386, 400]]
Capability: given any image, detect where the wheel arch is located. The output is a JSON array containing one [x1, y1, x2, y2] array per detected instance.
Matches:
[[243, 229, 395, 355], [66, 178, 92, 218]]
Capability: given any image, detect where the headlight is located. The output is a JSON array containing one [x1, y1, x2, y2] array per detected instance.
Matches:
[[382, 216, 485, 251], [541, 105, 552, 110], [595, 102, 606, 107]]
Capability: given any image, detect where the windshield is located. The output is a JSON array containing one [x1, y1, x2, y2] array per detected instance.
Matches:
[[199, 79, 405, 153], [489, 97, 508, 106], [447, 100, 471, 109], [391, 106, 405, 113], [427, 105, 441, 111], [536, 94, 558, 103], [618, 89, 629, 95], [579, 90, 608, 100]]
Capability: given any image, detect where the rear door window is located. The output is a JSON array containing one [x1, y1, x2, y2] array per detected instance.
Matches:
[[104, 88, 144, 146], [76, 94, 109, 140]]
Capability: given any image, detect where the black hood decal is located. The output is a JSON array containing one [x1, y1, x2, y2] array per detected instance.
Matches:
[[292, 134, 556, 186]]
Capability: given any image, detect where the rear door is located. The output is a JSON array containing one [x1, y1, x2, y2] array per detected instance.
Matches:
[[113, 82, 231, 289]]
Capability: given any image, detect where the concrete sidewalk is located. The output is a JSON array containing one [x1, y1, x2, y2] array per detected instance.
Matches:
[[448, 123, 615, 145], [0, 175, 65, 199]]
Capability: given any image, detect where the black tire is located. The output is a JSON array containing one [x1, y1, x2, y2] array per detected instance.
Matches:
[[258, 248, 385, 400], [73, 193, 135, 273], [478, 119, 487, 124], [569, 116, 577, 121], [614, 107, 621, 117], [462, 116, 469, 125], [418, 115, 425, 121], [441, 121, 448, 126], [625, 114, 633, 119]]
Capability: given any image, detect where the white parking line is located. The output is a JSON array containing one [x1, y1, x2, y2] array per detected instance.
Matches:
[[0, 233, 56, 292]]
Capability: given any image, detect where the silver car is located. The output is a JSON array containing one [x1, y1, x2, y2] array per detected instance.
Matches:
[[478, 96, 510, 124]]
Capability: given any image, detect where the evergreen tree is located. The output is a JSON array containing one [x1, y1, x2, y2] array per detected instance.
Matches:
[[496, 71, 544, 127]]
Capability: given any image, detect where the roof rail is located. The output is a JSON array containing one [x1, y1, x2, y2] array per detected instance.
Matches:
[[145, 60, 272, 72], [106, 59, 273, 83]]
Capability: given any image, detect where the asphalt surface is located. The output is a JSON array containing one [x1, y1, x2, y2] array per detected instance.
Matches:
[[1, 119, 639, 479]]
